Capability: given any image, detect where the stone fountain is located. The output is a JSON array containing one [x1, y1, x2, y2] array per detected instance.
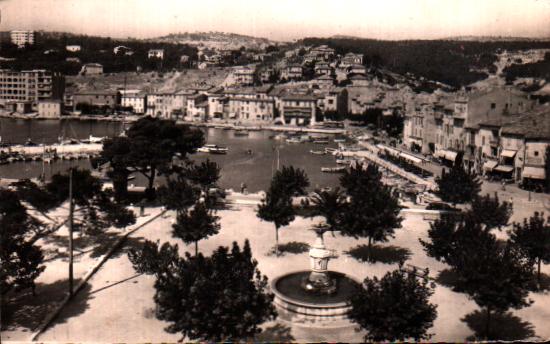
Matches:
[[271, 226, 360, 325]]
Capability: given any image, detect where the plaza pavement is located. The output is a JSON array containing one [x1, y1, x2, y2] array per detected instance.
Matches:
[[32, 200, 550, 342]]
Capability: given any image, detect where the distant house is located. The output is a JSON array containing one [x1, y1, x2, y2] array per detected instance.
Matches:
[[114, 45, 134, 56], [349, 74, 370, 87], [314, 63, 333, 76], [148, 49, 164, 60], [80, 63, 103, 76], [281, 64, 303, 81], [66, 57, 81, 64], [66, 45, 81, 52], [313, 74, 335, 88], [348, 64, 367, 75], [38, 100, 63, 118], [341, 52, 364, 66], [232, 66, 256, 85]]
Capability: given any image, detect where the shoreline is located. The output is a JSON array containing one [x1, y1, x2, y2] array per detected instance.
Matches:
[[0, 114, 348, 134]]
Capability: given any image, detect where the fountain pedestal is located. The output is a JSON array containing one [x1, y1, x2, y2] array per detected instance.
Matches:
[[270, 227, 361, 325], [301, 229, 338, 294]]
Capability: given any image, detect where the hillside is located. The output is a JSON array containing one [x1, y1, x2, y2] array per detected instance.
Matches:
[[149, 31, 278, 50], [301, 37, 550, 89]]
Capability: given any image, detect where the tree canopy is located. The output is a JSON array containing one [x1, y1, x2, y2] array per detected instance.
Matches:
[[339, 163, 402, 252], [349, 266, 437, 341], [436, 160, 481, 205], [128, 239, 276, 341], [101, 116, 205, 199], [172, 201, 220, 255], [509, 212, 550, 289], [0, 190, 47, 296]]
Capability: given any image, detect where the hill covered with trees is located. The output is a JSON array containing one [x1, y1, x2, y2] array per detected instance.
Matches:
[[301, 37, 550, 89]]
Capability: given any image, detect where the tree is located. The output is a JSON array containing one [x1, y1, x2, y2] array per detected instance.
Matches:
[[436, 158, 481, 205], [339, 163, 403, 259], [349, 266, 437, 341], [453, 238, 533, 340], [172, 201, 220, 255], [185, 159, 221, 207], [509, 212, 550, 289], [0, 190, 47, 297], [420, 194, 513, 264], [257, 167, 309, 256], [302, 187, 346, 234], [469, 193, 512, 231], [101, 136, 133, 202], [158, 168, 200, 215], [101, 116, 205, 199], [272, 165, 310, 196], [257, 187, 295, 256], [44, 168, 136, 233], [128, 240, 277, 342]]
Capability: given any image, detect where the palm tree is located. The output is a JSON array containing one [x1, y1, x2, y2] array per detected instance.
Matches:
[[304, 188, 346, 236]]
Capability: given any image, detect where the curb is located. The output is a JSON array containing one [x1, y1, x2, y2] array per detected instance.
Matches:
[[29, 209, 167, 341]]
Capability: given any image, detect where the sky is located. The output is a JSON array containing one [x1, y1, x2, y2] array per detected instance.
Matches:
[[1, 0, 550, 41]]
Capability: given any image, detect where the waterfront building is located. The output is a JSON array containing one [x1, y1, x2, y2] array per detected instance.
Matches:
[[121, 92, 147, 114], [280, 93, 318, 126], [0, 69, 65, 105], [38, 100, 63, 118], [5, 101, 33, 114], [10, 30, 34, 47], [72, 91, 120, 110], [186, 94, 209, 121], [224, 85, 276, 123]]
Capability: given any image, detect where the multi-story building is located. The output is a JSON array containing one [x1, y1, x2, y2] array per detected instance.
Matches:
[[224, 86, 276, 122], [314, 63, 333, 76], [280, 94, 318, 126], [232, 66, 256, 86], [10, 30, 34, 47], [280, 64, 303, 81], [72, 91, 120, 110], [121, 92, 147, 114], [341, 52, 364, 66], [0, 69, 65, 105], [186, 94, 209, 121], [38, 100, 63, 118]]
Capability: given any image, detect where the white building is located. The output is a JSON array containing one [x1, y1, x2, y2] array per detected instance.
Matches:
[[38, 100, 63, 118], [66, 45, 81, 52], [148, 49, 165, 60], [121, 92, 147, 114], [10, 30, 34, 47]]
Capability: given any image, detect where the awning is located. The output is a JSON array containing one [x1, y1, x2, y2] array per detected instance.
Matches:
[[435, 149, 457, 161], [400, 152, 422, 164], [500, 150, 517, 158], [522, 166, 546, 180], [494, 165, 514, 173], [483, 160, 498, 171]]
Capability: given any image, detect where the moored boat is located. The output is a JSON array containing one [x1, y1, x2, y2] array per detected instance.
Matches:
[[234, 129, 249, 136], [321, 166, 347, 173], [198, 144, 229, 154], [310, 150, 325, 155]]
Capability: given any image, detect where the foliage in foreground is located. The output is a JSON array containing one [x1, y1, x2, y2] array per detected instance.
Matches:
[[349, 266, 437, 341], [128, 240, 276, 341]]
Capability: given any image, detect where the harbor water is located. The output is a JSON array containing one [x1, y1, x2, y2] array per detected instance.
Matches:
[[0, 119, 344, 192]]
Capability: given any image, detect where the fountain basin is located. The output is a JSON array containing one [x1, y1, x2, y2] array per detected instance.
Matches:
[[271, 271, 361, 325]]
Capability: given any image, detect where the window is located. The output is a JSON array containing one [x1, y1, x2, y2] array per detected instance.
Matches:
[[490, 103, 496, 109], [482, 136, 486, 145], [534, 151, 539, 157]]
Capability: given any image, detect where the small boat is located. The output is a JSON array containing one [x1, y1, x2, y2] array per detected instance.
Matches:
[[313, 139, 329, 144], [234, 129, 249, 136], [334, 137, 347, 143], [310, 150, 326, 155], [214, 125, 226, 129], [89, 135, 106, 143], [325, 147, 338, 154], [336, 159, 352, 165], [321, 166, 347, 173], [286, 137, 302, 144], [198, 144, 229, 154]]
